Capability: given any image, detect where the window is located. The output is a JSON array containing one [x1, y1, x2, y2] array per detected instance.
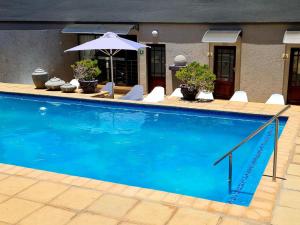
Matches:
[[289, 48, 300, 87], [78, 34, 138, 86]]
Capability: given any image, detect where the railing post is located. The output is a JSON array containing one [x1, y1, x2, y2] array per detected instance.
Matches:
[[273, 117, 279, 181], [229, 153, 232, 192]]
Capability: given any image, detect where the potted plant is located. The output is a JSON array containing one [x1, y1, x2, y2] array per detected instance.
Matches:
[[71, 59, 101, 93], [176, 62, 216, 101]]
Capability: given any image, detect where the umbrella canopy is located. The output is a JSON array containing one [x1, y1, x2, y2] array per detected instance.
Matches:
[[65, 32, 148, 98], [66, 32, 147, 51]]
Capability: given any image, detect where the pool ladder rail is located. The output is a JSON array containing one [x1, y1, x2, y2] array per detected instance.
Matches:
[[213, 105, 291, 193]]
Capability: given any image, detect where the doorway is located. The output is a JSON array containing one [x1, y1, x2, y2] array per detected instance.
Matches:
[[146, 44, 166, 93], [213, 46, 236, 99], [287, 48, 300, 104]]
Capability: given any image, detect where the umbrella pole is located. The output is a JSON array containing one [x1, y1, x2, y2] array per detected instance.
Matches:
[[110, 49, 114, 99]]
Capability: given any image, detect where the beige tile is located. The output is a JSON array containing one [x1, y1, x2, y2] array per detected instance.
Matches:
[[0, 173, 9, 181], [192, 199, 211, 210], [88, 194, 137, 218], [251, 199, 273, 210], [219, 218, 249, 225], [283, 175, 300, 191], [18, 206, 75, 225], [0, 194, 9, 203], [50, 187, 102, 211], [287, 164, 300, 176], [0, 176, 36, 195], [17, 181, 69, 203], [4, 166, 25, 175], [0, 198, 42, 224], [0, 222, 11, 225], [125, 201, 174, 225], [119, 223, 141, 225], [226, 205, 246, 217], [66, 213, 118, 225], [293, 155, 300, 163], [162, 193, 181, 204], [279, 189, 300, 209], [168, 208, 220, 225], [272, 206, 300, 225]]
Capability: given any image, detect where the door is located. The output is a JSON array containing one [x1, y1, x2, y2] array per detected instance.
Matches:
[[287, 48, 300, 104], [213, 46, 236, 99], [147, 44, 166, 92]]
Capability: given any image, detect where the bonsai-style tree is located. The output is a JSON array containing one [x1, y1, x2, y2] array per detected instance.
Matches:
[[176, 62, 216, 100], [176, 62, 216, 92], [71, 59, 101, 81]]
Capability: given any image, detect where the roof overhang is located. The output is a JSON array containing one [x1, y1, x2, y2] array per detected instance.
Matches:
[[61, 24, 137, 35], [283, 30, 300, 44], [202, 30, 242, 43]]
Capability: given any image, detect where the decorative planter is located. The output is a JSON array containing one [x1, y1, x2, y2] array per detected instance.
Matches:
[[45, 77, 65, 91], [79, 80, 98, 93], [180, 84, 198, 101], [32, 68, 49, 89], [60, 83, 77, 93]]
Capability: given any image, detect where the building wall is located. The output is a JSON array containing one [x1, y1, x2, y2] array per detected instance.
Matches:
[[1, 23, 300, 103], [239, 24, 288, 102], [138, 24, 209, 94], [0, 29, 78, 84], [138, 23, 300, 102]]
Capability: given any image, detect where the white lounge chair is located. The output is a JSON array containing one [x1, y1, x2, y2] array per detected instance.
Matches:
[[170, 88, 183, 98], [70, 79, 79, 88], [119, 85, 144, 101], [143, 86, 165, 102], [196, 91, 214, 102], [100, 82, 115, 96], [230, 91, 248, 102], [266, 94, 285, 105]]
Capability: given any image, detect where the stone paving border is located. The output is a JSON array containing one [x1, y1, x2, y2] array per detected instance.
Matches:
[[0, 83, 299, 225]]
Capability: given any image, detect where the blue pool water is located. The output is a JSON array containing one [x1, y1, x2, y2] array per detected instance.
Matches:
[[0, 92, 287, 206]]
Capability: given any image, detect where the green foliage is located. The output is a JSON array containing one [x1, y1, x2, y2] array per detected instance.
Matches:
[[71, 59, 101, 81], [175, 62, 216, 92]]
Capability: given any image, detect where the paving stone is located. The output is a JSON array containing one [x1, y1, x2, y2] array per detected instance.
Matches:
[[226, 205, 246, 217], [0, 194, 9, 203], [283, 175, 300, 191], [279, 189, 300, 209], [219, 218, 250, 225], [293, 154, 300, 163], [0, 174, 9, 181], [17, 181, 69, 203], [287, 164, 300, 176], [272, 206, 300, 225], [167, 208, 220, 225], [125, 201, 174, 225], [87, 194, 137, 218], [66, 212, 118, 225], [0, 176, 36, 196], [18, 206, 75, 225], [50, 187, 102, 211], [0, 198, 42, 224], [119, 223, 141, 225]]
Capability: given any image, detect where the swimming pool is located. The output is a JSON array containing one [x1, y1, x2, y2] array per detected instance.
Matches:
[[0, 92, 286, 206]]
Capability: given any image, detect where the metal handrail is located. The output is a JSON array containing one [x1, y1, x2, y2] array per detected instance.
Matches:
[[213, 105, 291, 192]]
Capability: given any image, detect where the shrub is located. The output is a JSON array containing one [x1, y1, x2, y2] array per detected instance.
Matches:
[[71, 59, 101, 81], [176, 62, 216, 92]]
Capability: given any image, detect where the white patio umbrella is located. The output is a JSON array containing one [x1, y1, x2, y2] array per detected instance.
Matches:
[[65, 32, 148, 98]]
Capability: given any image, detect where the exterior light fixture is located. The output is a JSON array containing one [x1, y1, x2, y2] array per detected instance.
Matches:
[[152, 30, 159, 38], [282, 53, 289, 60], [207, 52, 213, 57]]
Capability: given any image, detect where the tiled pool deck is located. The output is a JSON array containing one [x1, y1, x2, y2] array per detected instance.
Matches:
[[0, 83, 300, 225]]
